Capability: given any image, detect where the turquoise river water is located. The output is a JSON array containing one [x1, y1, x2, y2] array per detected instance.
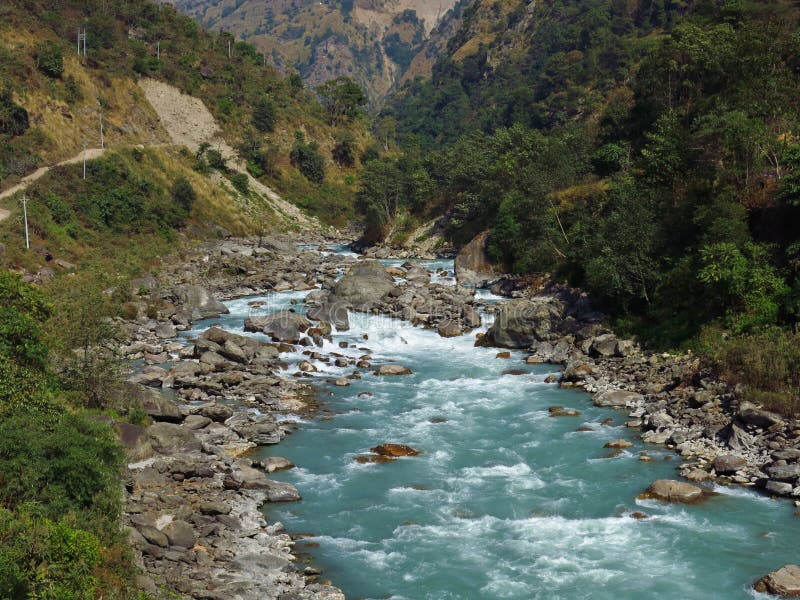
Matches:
[[192, 249, 798, 600]]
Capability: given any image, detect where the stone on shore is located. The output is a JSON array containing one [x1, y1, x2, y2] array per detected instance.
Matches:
[[593, 390, 644, 408], [173, 284, 229, 322], [754, 565, 800, 597], [638, 479, 706, 504], [244, 311, 311, 344], [713, 454, 747, 474]]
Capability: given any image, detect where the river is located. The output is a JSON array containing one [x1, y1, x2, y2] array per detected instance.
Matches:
[[192, 246, 796, 600]]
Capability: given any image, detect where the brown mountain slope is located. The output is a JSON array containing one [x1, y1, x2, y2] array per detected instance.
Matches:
[[162, 0, 464, 104]]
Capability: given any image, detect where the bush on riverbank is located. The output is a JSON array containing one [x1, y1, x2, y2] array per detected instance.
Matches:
[[0, 270, 140, 598], [704, 327, 800, 417]]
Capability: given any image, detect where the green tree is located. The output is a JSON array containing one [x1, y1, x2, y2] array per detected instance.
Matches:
[[252, 96, 277, 133], [35, 40, 64, 78], [290, 131, 325, 183], [317, 76, 367, 126], [332, 130, 357, 167], [171, 176, 196, 213]]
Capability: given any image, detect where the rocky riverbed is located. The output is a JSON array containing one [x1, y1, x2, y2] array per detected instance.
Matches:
[[112, 234, 800, 598]]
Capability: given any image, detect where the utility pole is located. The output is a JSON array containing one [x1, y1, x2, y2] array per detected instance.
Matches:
[[99, 111, 104, 149], [228, 39, 232, 59], [83, 141, 87, 180], [78, 28, 87, 56], [21, 195, 29, 250]]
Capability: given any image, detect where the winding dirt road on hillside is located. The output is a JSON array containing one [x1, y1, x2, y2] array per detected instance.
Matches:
[[0, 79, 316, 228], [0, 148, 107, 208]]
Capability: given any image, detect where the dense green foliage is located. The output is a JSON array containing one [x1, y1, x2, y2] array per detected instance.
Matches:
[[290, 131, 326, 184], [365, 0, 800, 406], [317, 76, 367, 126], [0, 268, 133, 598]]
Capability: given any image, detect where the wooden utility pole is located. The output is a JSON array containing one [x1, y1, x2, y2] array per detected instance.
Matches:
[[228, 39, 232, 59], [83, 142, 87, 180], [99, 111, 104, 149]]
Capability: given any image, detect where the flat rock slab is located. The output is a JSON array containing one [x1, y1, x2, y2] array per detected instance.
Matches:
[[593, 390, 644, 408], [638, 479, 711, 504], [755, 564, 800, 596], [375, 365, 413, 376]]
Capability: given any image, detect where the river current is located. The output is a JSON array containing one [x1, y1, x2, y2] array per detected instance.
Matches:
[[191, 246, 797, 600]]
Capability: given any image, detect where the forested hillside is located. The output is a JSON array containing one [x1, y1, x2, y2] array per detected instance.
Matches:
[[361, 0, 800, 408]]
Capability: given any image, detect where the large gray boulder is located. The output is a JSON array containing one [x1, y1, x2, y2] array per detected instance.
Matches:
[[244, 311, 311, 343], [754, 565, 800, 597], [200, 326, 278, 362], [134, 385, 182, 423], [593, 390, 644, 408], [307, 302, 350, 331], [173, 285, 229, 322], [455, 231, 497, 287], [638, 479, 707, 504], [479, 297, 565, 349], [147, 422, 202, 455], [330, 261, 397, 310], [739, 401, 783, 428]]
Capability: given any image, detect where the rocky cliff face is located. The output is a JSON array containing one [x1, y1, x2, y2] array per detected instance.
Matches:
[[163, 0, 466, 104]]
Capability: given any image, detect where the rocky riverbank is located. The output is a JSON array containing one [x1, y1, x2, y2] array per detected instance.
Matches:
[[114, 234, 799, 598]]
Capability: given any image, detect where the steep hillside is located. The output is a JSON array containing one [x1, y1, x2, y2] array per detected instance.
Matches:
[[164, 0, 464, 104], [361, 0, 800, 359], [1, 0, 371, 231]]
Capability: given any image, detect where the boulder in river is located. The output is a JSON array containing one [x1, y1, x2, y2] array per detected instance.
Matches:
[[454, 231, 497, 287], [244, 311, 311, 343], [478, 297, 565, 349], [375, 365, 413, 376], [173, 284, 229, 322], [330, 261, 398, 310], [638, 479, 708, 504], [754, 565, 800, 597], [371, 444, 421, 457]]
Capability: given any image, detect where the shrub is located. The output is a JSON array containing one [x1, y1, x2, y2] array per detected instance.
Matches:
[[171, 176, 197, 213], [0, 409, 123, 517], [35, 41, 64, 78], [230, 172, 249, 194], [709, 327, 800, 416], [252, 96, 277, 132], [0, 506, 101, 600], [290, 131, 325, 183], [332, 130, 357, 167], [0, 88, 29, 136]]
